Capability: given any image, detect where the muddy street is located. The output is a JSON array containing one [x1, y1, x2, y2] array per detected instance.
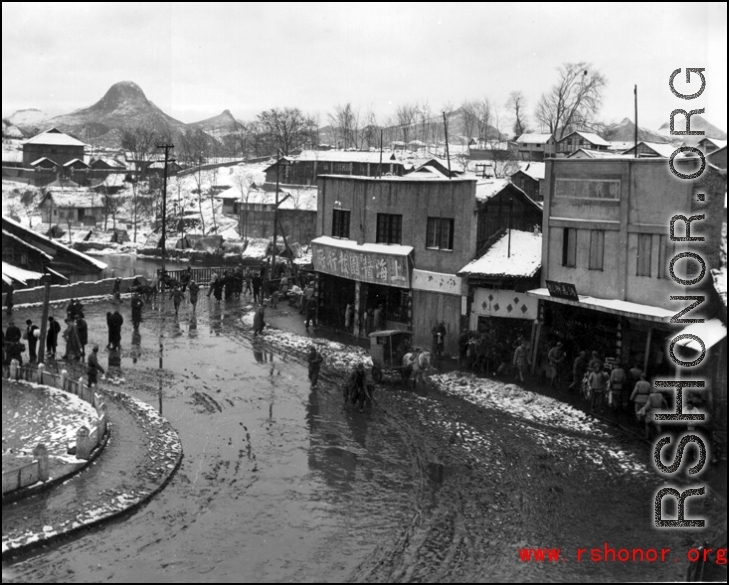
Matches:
[[4, 296, 697, 582]]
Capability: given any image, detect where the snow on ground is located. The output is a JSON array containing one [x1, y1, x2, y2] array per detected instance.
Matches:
[[2, 382, 100, 470]]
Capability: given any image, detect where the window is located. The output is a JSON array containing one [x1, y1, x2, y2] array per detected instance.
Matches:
[[658, 235, 673, 279], [333, 162, 352, 174], [637, 234, 653, 276], [332, 209, 350, 239], [589, 230, 605, 270], [562, 228, 577, 267], [426, 217, 454, 250], [376, 214, 402, 245]]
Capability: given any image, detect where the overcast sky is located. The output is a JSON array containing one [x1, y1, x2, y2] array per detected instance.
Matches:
[[2, 2, 727, 133]]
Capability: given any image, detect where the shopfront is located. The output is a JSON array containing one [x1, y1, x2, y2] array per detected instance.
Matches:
[[311, 236, 413, 338]]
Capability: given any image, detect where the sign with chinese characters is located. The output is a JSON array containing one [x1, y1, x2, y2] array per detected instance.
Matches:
[[554, 178, 620, 201], [312, 243, 411, 289], [411, 269, 463, 296], [545, 280, 579, 301]]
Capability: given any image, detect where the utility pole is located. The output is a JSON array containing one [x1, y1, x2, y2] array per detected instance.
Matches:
[[634, 85, 639, 158], [443, 112, 452, 179], [157, 143, 175, 278], [379, 129, 384, 178], [508, 195, 513, 258], [272, 151, 281, 278]]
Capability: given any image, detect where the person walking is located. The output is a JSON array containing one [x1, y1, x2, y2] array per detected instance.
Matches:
[[62, 318, 82, 362], [5, 283, 15, 315], [25, 320, 39, 363], [47, 316, 61, 359], [301, 281, 315, 315], [170, 286, 185, 316], [630, 373, 652, 424], [188, 280, 200, 312], [431, 321, 446, 363], [253, 306, 266, 336], [208, 272, 218, 298], [305, 295, 318, 330], [609, 362, 627, 411], [87, 345, 105, 388], [344, 303, 354, 332], [588, 364, 609, 412], [131, 294, 145, 328], [112, 277, 122, 303], [252, 273, 262, 305], [108, 310, 124, 351], [76, 314, 89, 359], [569, 350, 589, 392], [307, 345, 323, 387], [180, 267, 192, 292], [641, 388, 668, 440], [513, 340, 530, 383], [5, 320, 23, 366], [547, 341, 566, 388]]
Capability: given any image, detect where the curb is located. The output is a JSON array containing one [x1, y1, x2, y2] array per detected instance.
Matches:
[[1, 388, 183, 562]]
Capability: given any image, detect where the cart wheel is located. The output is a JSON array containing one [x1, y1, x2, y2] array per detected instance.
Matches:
[[372, 365, 383, 384]]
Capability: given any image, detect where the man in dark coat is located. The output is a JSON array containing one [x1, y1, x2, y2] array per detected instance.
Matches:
[[87, 345, 105, 387], [252, 273, 262, 305], [305, 296, 318, 330], [26, 319, 39, 362], [108, 310, 124, 350], [47, 316, 61, 358], [188, 281, 200, 311], [76, 315, 89, 358], [5, 284, 14, 315], [307, 345, 323, 387], [131, 294, 144, 328], [113, 278, 122, 303], [5, 320, 23, 365], [180, 267, 192, 292], [253, 306, 265, 336]]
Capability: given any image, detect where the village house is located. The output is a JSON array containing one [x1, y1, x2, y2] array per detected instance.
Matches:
[[312, 175, 478, 355], [509, 162, 546, 202], [620, 141, 676, 158], [22, 127, 87, 168], [528, 157, 725, 388], [707, 145, 726, 170], [1, 215, 106, 285], [514, 133, 556, 161], [556, 131, 611, 156], [697, 137, 727, 154], [38, 189, 105, 227], [264, 150, 409, 186]]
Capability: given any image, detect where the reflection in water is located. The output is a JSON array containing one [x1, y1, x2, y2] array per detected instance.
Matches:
[[171, 316, 183, 338], [131, 328, 142, 364], [188, 315, 198, 339]]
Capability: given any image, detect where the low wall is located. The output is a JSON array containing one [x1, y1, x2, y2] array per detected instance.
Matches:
[[2, 276, 137, 307], [1, 364, 108, 496]]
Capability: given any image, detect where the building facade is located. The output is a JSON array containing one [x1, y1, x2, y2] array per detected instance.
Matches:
[[22, 128, 87, 168]]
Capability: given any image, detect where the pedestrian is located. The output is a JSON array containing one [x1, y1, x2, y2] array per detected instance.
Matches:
[[224, 271, 235, 301], [373, 304, 385, 331], [170, 286, 185, 315], [253, 306, 266, 336], [25, 319, 39, 363], [87, 345, 105, 388], [5, 283, 14, 315], [113, 277, 122, 303], [180, 267, 192, 292], [588, 350, 603, 371], [458, 328, 471, 368], [208, 272, 218, 298], [108, 310, 124, 351], [131, 293, 145, 328], [252, 273, 262, 304], [301, 281, 315, 315], [270, 287, 279, 309], [630, 373, 652, 423], [307, 345, 323, 387], [47, 316, 61, 358], [513, 339, 530, 383], [214, 274, 225, 302], [244, 269, 253, 298], [66, 298, 78, 320], [188, 280, 200, 311], [431, 321, 446, 363], [279, 275, 289, 298], [305, 295, 318, 329], [640, 388, 668, 440], [588, 364, 609, 412], [62, 318, 82, 362], [76, 314, 88, 358], [569, 350, 589, 392], [5, 320, 23, 366], [547, 341, 566, 388], [609, 362, 626, 411], [344, 303, 353, 332]]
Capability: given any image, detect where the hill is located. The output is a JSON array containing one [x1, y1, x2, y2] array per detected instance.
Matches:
[[657, 114, 726, 147], [606, 117, 669, 143], [189, 110, 242, 137]]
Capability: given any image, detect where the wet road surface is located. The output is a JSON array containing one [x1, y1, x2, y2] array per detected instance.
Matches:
[[3, 296, 712, 582]]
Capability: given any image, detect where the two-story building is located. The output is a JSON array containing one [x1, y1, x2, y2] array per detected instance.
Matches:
[[556, 131, 611, 156], [528, 157, 725, 378], [515, 133, 555, 162], [312, 175, 478, 354], [22, 128, 87, 168], [509, 162, 545, 202]]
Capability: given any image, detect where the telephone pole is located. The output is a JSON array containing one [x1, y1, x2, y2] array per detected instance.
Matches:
[[156, 143, 175, 277]]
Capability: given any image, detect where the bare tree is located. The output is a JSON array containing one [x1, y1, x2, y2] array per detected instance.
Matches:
[[120, 126, 159, 180], [535, 62, 608, 140], [506, 91, 529, 137], [256, 108, 317, 155], [232, 168, 256, 240], [472, 99, 493, 145], [329, 103, 361, 150], [417, 101, 433, 144], [361, 106, 380, 150], [461, 101, 479, 140], [395, 103, 419, 143], [102, 190, 124, 231], [18, 187, 42, 228]]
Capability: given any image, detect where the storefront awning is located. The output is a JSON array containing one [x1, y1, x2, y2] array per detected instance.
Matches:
[[673, 318, 727, 352], [311, 236, 413, 289], [527, 287, 675, 323]]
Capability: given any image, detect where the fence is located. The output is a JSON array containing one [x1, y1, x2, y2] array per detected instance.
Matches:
[[1, 362, 108, 496], [1, 276, 137, 307]]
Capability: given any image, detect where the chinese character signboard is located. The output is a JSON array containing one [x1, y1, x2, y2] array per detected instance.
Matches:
[[313, 243, 411, 288], [545, 280, 579, 301]]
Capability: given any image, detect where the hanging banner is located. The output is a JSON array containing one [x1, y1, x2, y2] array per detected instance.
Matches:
[[312, 241, 412, 289]]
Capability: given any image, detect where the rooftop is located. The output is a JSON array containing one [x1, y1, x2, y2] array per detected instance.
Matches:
[[271, 150, 402, 167], [515, 162, 545, 180], [23, 128, 87, 148], [559, 131, 611, 147], [43, 191, 105, 209], [622, 141, 677, 157], [2, 261, 44, 286], [515, 133, 553, 145], [458, 230, 542, 279]]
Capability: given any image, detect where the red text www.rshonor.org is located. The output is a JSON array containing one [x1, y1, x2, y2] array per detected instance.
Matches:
[[518, 544, 727, 564]]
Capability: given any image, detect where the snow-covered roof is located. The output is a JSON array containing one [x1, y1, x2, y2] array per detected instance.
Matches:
[[311, 235, 413, 257], [559, 131, 611, 147], [622, 142, 676, 157], [24, 128, 87, 148], [475, 179, 509, 201], [44, 191, 104, 209], [2, 215, 107, 270], [567, 148, 631, 159], [608, 141, 634, 152], [30, 157, 58, 167], [2, 149, 23, 164], [91, 157, 126, 169], [2, 261, 44, 285], [63, 158, 89, 168], [674, 318, 726, 352], [272, 150, 402, 167], [527, 288, 675, 323], [515, 133, 553, 145], [459, 230, 542, 278], [2, 229, 53, 260], [216, 186, 318, 211], [515, 162, 545, 180], [700, 138, 728, 149]]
